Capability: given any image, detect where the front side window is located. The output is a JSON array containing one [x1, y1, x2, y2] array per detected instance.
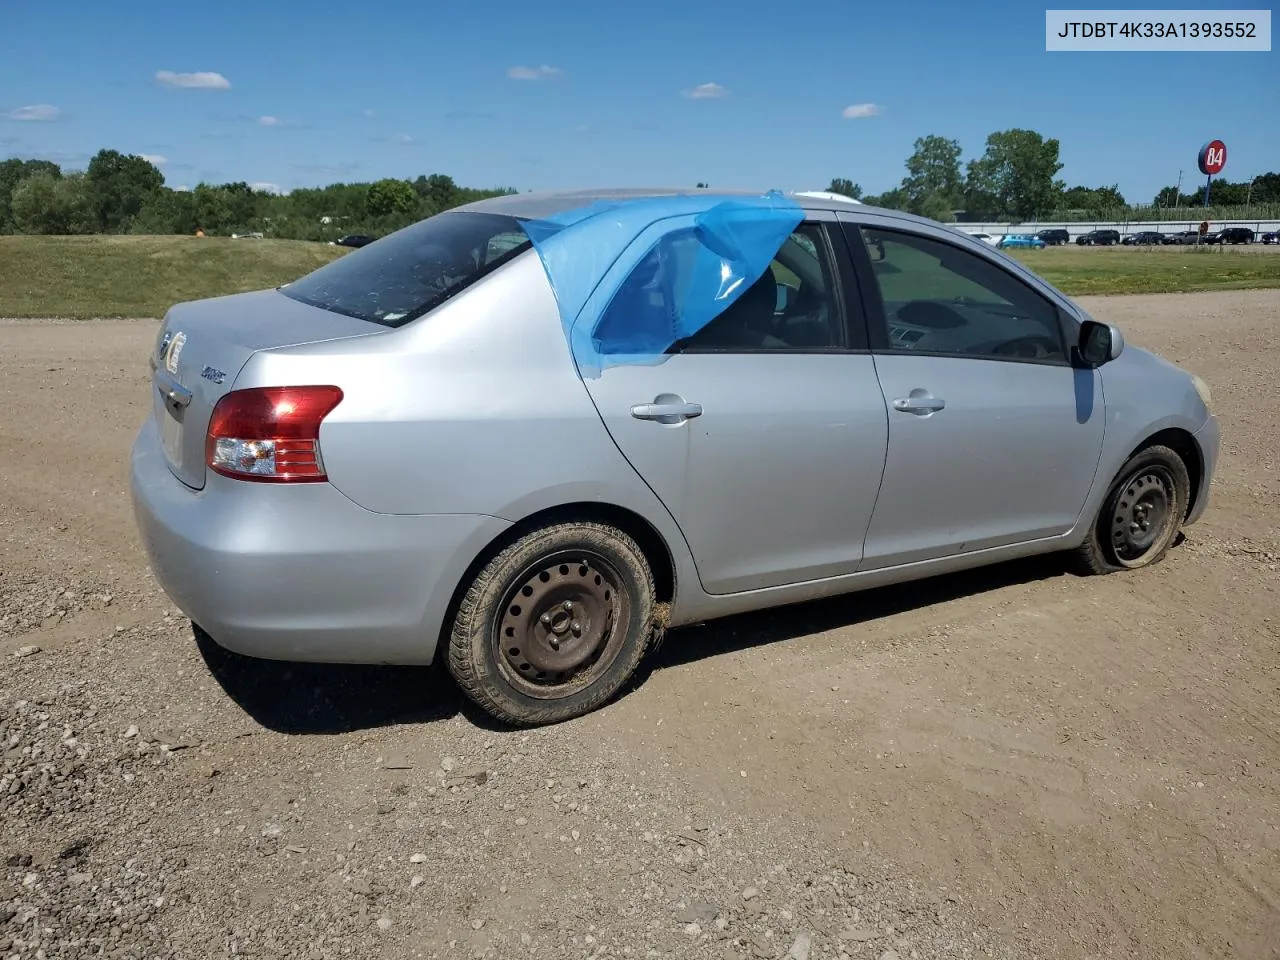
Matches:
[[859, 226, 1066, 363], [592, 222, 846, 356], [281, 212, 531, 327]]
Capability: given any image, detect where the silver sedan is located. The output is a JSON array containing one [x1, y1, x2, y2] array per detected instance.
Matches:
[[130, 188, 1220, 726]]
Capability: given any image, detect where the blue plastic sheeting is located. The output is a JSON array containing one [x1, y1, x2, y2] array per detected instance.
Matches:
[[519, 192, 803, 376]]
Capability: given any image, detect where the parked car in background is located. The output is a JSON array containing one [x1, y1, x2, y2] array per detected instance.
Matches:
[[1076, 229, 1121, 246], [1201, 230, 1223, 245], [1122, 231, 1165, 246], [331, 234, 376, 248], [961, 231, 1000, 246], [997, 233, 1047, 249], [1261, 231, 1279, 245], [1165, 231, 1202, 245], [131, 188, 1220, 726], [1216, 227, 1255, 245], [1035, 229, 1071, 246]]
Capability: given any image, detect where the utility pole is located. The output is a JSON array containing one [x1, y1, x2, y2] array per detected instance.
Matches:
[[1247, 177, 1257, 207], [1174, 169, 1183, 209]]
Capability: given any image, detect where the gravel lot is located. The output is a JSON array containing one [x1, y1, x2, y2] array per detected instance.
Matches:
[[2, 290, 1278, 960]]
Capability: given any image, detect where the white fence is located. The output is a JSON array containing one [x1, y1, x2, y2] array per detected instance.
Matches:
[[959, 218, 1279, 239]]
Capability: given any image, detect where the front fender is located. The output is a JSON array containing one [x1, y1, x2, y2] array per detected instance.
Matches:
[[1066, 346, 1213, 542]]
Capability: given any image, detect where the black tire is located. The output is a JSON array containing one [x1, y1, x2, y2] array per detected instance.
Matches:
[[1072, 444, 1190, 575], [446, 521, 658, 726]]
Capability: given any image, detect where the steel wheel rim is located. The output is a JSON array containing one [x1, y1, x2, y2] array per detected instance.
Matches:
[[493, 549, 629, 699], [1109, 464, 1175, 566]]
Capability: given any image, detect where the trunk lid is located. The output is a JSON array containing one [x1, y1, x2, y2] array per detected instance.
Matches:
[[150, 287, 385, 489]]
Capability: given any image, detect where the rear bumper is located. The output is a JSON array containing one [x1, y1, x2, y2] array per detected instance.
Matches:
[[130, 419, 510, 665], [1186, 414, 1221, 526]]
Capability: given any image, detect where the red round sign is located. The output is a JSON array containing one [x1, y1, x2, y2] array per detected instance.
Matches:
[[1198, 139, 1227, 176]]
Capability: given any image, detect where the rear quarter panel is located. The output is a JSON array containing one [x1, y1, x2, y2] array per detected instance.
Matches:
[[232, 251, 701, 594]]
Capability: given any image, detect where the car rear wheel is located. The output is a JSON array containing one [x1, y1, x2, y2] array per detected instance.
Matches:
[[446, 521, 659, 726], [1072, 444, 1190, 575]]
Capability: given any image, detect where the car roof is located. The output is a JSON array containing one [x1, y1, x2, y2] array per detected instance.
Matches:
[[454, 186, 925, 223]]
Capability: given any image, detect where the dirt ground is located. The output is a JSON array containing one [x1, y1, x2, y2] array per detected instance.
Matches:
[[2, 290, 1277, 960]]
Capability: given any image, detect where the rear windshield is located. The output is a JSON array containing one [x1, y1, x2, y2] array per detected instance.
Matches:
[[280, 211, 532, 327]]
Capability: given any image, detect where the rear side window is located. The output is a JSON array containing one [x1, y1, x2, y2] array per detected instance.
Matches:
[[281, 212, 531, 327], [592, 222, 846, 355]]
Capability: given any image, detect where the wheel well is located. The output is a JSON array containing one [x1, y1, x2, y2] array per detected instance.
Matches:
[[1129, 428, 1203, 518], [440, 502, 677, 652]]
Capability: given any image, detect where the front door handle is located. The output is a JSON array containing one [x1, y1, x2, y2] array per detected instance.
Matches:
[[631, 399, 703, 423], [892, 394, 945, 415]]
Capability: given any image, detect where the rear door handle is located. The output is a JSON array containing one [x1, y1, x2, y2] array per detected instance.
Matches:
[[892, 395, 945, 415], [631, 401, 703, 422]]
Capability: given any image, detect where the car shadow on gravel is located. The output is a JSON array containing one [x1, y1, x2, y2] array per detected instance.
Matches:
[[648, 552, 1075, 673], [193, 626, 477, 735], [193, 545, 1165, 735]]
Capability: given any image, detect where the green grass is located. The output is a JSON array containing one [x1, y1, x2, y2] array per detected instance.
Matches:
[[0, 235, 345, 318], [1005, 245, 1280, 296], [0, 234, 1277, 319]]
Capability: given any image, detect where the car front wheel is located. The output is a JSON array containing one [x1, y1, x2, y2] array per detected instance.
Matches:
[[446, 521, 659, 726], [1072, 444, 1190, 575]]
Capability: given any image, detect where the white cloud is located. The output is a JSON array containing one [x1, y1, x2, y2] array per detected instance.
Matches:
[[841, 103, 881, 119], [250, 182, 283, 195], [139, 154, 168, 166], [506, 64, 563, 80], [4, 104, 60, 122], [155, 70, 231, 90], [682, 82, 728, 100], [173, 185, 191, 192], [258, 116, 282, 127]]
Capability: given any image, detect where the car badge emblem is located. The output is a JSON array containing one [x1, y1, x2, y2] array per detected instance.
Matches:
[[163, 331, 187, 375], [200, 365, 226, 384]]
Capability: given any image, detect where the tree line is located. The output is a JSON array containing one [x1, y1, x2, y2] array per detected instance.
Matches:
[[825, 128, 1280, 222], [0, 150, 516, 239], [3, 135, 1279, 239]]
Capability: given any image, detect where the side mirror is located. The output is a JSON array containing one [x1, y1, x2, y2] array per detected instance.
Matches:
[[1077, 319, 1125, 367]]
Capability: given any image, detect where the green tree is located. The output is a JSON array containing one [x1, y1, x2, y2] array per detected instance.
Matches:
[[1093, 184, 1125, 208], [219, 182, 264, 232], [368, 178, 418, 218], [902, 135, 963, 219], [132, 188, 199, 235], [864, 186, 907, 210], [915, 192, 957, 222], [1060, 185, 1097, 209], [0, 159, 62, 232], [1249, 172, 1280, 203], [85, 149, 164, 232], [10, 172, 95, 234], [964, 129, 1065, 220], [412, 173, 459, 214], [192, 183, 232, 233], [825, 178, 863, 200]]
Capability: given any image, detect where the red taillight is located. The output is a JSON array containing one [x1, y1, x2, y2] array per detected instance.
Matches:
[[206, 386, 344, 483]]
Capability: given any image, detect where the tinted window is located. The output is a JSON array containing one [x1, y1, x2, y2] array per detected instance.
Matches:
[[593, 222, 845, 355], [281, 212, 531, 327], [859, 226, 1066, 363]]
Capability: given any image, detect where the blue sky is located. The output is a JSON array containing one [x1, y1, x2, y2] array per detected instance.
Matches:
[[1, 0, 1275, 202]]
